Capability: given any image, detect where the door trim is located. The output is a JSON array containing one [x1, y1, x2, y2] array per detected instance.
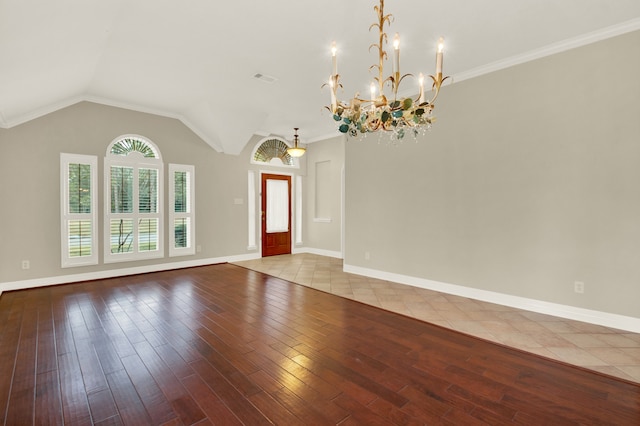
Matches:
[[259, 171, 295, 257]]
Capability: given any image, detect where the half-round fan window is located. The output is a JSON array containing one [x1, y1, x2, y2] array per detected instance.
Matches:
[[109, 137, 159, 159], [253, 138, 294, 166]]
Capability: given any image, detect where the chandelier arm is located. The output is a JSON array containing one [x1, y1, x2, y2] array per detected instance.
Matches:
[[428, 74, 450, 105], [390, 73, 414, 101]]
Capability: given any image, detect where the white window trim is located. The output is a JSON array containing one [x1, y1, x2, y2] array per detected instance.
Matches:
[[169, 163, 195, 257], [60, 153, 98, 268], [295, 175, 303, 245], [248, 170, 257, 250], [104, 137, 164, 263]]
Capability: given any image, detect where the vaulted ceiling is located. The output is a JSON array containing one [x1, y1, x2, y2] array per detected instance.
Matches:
[[1, 0, 639, 154]]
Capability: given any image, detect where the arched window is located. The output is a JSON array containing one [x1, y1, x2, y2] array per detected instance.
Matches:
[[251, 137, 297, 167], [109, 137, 160, 158], [104, 135, 163, 263]]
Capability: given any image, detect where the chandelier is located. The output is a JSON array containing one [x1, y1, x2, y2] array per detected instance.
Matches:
[[324, 0, 449, 139]]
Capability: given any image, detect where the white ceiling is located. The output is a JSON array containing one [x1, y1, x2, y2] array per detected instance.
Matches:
[[1, 0, 640, 154]]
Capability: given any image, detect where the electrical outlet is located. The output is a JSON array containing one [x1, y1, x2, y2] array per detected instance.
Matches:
[[196, 245, 202, 253], [574, 281, 584, 294], [21, 260, 30, 270], [364, 251, 370, 260]]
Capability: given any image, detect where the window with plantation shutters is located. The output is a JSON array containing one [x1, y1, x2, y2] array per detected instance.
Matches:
[[169, 164, 195, 257], [104, 135, 163, 263], [61, 153, 98, 267]]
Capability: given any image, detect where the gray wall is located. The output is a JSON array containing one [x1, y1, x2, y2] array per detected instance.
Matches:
[[0, 102, 307, 284], [304, 136, 345, 253], [345, 30, 640, 318]]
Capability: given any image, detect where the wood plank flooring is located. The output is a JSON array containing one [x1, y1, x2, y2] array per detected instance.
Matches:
[[0, 263, 638, 425]]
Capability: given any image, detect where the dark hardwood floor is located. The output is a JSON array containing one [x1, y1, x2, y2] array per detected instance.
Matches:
[[0, 264, 638, 425]]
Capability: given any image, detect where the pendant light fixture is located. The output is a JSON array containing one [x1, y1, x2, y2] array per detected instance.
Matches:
[[286, 127, 306, 158]]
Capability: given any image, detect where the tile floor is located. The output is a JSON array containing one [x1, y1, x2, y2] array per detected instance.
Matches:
[[233, 253, 640, 384]]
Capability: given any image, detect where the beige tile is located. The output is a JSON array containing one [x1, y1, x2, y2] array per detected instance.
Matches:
[[560, 333, 610, 348], [622, 333, 640, 345], [492, 332, 544, 349], [373, 287, 399, 296], [353, 295, 381, 307], [280, 272, 297, 281], [410, 309, 447, 322], [380, 302, 411, 314], [478, 320, 520, 334], [509, 321, 550, 334], [232, 253, 640, 384], [468, 332, 498, 343], [585, 348, 639, 365], [545, 347, 606, 367], [352, 288, 377, 298], [518, 311, 559, 322], [436, 309, 471, 321], [464, 311, 502, 321], [569, 322, 621, 334], [376, 294, 406, 304], [448, 320, 490, 335], [495, 311, 531, 322], [620, 348, 640, 363], [594, 334, 640, 348], [530, 333, 576, 348], [617, 365, 640, 382], [584, 366, 637, 382], [452, 300, 487, 312], [428, 320, 453, 329], [521, 347, 560, 360], [296, 276, 312, 285], [332, 289, 354, 298], [538, 321, 581, 334], [350, 282, 374, 290], [330, 282, 352, 291], [404, 301, 434, 311], [429, 301, 464, 312]]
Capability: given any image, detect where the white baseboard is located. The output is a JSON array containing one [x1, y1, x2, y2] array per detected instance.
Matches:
[[293, 247, 343, 259], [0, 253, 261, 293], [344, 263, 640, 334]]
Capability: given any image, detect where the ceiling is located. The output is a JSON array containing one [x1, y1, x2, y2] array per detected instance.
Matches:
[[1, 0, 639, 155]]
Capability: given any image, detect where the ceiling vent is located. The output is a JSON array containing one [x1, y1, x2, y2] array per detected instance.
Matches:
[[253, 73, 278, 84]]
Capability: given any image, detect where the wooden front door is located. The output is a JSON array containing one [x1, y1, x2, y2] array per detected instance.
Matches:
[[261, 173, 292, 257]]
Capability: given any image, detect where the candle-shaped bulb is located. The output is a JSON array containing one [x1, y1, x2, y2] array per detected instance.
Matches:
[[331, 41, 337, 76], [393, 33, 400, 75], [329, 77, 337, 112], [418, 73, 424, 104], [370, 82, 376, 111], [435, 37, 444, 75]]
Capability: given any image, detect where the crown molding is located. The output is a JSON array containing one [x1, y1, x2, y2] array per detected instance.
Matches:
[[453, 18, 640, 84], [2, 19, 639, 145], [0, 95, 85, 129]]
